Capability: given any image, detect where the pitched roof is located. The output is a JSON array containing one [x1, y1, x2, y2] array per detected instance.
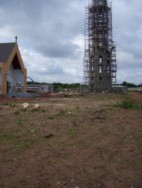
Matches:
[[0, 42, 16, 63]]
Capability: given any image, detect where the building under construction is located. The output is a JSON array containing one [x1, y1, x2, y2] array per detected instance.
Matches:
[[84, 0, 117, 92]]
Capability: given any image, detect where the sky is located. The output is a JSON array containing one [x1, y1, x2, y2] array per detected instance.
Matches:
[[0, 0, 142, 84]]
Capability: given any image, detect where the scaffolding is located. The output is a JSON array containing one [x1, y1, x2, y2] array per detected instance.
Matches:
[[83, 0, 117, 92]]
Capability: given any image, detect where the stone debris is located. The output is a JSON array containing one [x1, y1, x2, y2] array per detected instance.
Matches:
[[20, 103, 41, 111], [32, 104, 41, 111], [21, 103, 30, 110]]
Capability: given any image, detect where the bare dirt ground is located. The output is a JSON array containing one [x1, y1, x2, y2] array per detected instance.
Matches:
[[0, 92, 142, 188]]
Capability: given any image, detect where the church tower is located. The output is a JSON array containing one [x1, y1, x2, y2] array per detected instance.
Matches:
[[84, 0, 117, 92]]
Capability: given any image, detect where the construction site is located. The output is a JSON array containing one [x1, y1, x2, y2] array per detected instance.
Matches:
[[84, 0, 117, 92], [0, 1, 142, 187]]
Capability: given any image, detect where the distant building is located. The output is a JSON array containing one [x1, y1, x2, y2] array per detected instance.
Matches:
[[27, 84, 53, 93], [0, 42, 27, 95]]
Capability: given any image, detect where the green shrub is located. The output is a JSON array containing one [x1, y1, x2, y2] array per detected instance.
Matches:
[[121, 99, 135, 109], [114, 99, 142, 110]]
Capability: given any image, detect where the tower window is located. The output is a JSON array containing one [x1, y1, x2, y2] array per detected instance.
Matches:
[[107, 66, 110, 73], [99, 76, 102, 81], [99, 56, 103, 64], [99, 65, 103, 73]]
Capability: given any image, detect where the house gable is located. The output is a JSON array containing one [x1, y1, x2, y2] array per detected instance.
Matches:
[[6, 43, 26, 75], [0, 42, 27, 95]]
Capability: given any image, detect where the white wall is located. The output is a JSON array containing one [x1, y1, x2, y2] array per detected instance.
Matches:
[[7, 64, 24, 93]]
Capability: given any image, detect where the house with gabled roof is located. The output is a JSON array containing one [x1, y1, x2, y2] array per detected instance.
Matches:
[[0, 42, 27, 95]]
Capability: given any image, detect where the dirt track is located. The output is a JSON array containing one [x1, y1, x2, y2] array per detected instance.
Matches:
[[0, 92, 142, 188]]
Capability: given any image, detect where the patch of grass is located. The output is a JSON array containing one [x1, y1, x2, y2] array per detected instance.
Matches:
[[0, 132, 37, 150], [16, 119, 23, 126], [10, 104, 16, 108], [14, 110, 20, 115], [59, 109, 66, 115], [77, 140, 91, 149], [1, 102, 9, 106], [75, 106, 81, 111], [0, 132, 15, 141], [47, 109, 68, 120], [41, 109, 46, 113], [14, 139, 37, 150], [48, 115, 54, 120], [30, 128, 39, 134], [67, 128, 77, 137], [114, 98, 142, 110], [98, 127, 110, 136]]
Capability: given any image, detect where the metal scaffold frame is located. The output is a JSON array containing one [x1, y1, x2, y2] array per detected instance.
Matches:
[[83, 0, 117, 92]]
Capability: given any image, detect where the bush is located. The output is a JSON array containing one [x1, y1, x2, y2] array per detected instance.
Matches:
[[121, 99, 135, 109], [114, 99, 142, 110]]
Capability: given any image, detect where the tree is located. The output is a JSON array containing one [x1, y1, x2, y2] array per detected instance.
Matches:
[[121, 81, 137, 87]]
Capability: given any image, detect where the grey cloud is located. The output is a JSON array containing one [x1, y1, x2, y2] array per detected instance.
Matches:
[[0, 0, 142, 83], [0, 0, 84, 59], [47, 64, 64, 75], [35, 41, 79, 58]]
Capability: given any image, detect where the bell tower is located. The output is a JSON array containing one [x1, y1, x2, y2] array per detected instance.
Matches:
[[84, 0, 117, 92]]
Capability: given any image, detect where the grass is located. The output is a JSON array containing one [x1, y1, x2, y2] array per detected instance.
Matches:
[[114, 98, 142, 110], [14, 139, 37, 150], [14, 110, 20, 115], [0, 132, 15, 142], [67, 127, 78, 137], [0, 131, 37, 150], [16, 119, 23, 126], [47, 109, 69, 120], [98, 127, 110, 136]]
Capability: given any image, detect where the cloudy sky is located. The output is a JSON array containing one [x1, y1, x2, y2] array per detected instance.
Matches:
[[0, 0, 142, 84]]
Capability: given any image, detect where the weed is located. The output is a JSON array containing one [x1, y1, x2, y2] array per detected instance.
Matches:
[[121, 99, 134, 109], [48, 115, 54, 120], [14, 110, 20, 115], [59, 109, 66, 115], [114, 99, 142, 110], [77, 140, 90, 149], [10, 104, 16, 108], [67, 128, 77, 137], [41, 109, 46, 113], [75, 106, 80, 111], [14, 139, 36, 150], [16, 119, 23, 126], [0, 132, 34, 150], [2, 102, 9, 106], [47, 109, 67, 119], [30, 128, 39, 134], [0, 132, 37, 150], [0, 132, 14, 141], [98, 127, 110, 136]]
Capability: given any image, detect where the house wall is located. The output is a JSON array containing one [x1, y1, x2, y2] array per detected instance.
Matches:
[[7, 64, 24, 93]]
